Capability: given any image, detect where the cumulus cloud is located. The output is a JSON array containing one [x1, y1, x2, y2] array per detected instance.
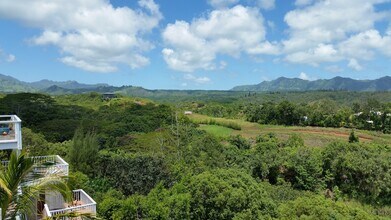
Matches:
[[298, 72, 310, 80], [0, 48, 15, 63], [258, 0, 275, 10], [184, 74, 211, 84], [282, 0, 390, 69], [339, 29, 391, 59], [6, 54, 15, 62], [162, 5, 277, 72], [285, 43, 341, 65], [348, 59, 363, 71], [0, 0, 162, 72]]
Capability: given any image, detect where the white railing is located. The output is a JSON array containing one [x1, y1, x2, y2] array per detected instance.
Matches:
[[31, 155, 69, 176], [0, 115, 22, 150], [46, 189, 97, 218], [1, 155, 69, 177], [42, 204, 52, 218]]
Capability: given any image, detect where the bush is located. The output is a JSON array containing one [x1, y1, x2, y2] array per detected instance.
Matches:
[[278, 195, 376, 219], [228, 135, 251, 150], [349, 130, 359, 143]]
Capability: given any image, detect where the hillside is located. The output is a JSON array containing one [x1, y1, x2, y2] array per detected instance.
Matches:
[[0, 74, 36, 93], [232, 76, 391, 91], [29, 79, 109, 90]]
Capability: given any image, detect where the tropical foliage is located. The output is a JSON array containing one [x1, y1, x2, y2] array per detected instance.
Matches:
[[0, 92, 390, 219]]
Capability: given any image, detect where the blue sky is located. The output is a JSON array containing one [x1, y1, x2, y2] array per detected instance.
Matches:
[[0, 0, 391, 90]]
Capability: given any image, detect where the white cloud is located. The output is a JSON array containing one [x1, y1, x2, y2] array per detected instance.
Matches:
[[184, 74, 211, 84], [162, 5, 275, 72], [348, 59, 363, 71], [282, 0, 390, 70], [6, 54, 15, 62], [247, 41, 281, 55], [61, 57, 118, 73], [0, 0, 162, 72], [298, 72, 310, 80], [0, 48, 15, 63], [208, 0, 239, 8], [258, 0, 275, 10], [295, 0, 314, 6], [285, 43, 341, 65], [339, 29, 391, 59]]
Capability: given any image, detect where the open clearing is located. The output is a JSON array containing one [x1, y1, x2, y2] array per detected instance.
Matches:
[[188, 113, 391, 147], [198, 125, 233, 138]]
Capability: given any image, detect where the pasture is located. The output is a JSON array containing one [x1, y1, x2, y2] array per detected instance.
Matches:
[[188, 113, 391, 147]]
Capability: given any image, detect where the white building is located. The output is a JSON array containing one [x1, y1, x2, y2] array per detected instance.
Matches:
[[184, 111, 193, 115], [0, 115, 96, 219]]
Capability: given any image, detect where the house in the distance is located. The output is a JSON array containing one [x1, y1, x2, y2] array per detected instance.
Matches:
[[102, 92, 117, 100]]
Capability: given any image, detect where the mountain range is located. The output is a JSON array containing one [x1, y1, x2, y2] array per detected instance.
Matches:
[[231, 76, 391, 92], [1, 73, 391, 94], [0, 73, 109, 93]]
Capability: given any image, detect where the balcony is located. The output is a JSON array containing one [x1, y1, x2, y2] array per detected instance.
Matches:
[[42, 189, 97, 219], [30, 155, 69, 176], [1, 155, 69, 184], [0, 115, 22, 150]]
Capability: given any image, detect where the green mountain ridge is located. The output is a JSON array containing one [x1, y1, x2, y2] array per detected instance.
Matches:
[[0, 73, 109, 93], [2, 73, 391, 94], [231, 76, 391, 91]]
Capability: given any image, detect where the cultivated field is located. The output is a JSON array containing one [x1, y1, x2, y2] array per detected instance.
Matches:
[[188, 113, 391, 147]]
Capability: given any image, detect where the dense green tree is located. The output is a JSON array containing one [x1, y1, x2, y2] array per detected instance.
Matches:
[[228, 135, 251, 150], [278, 195, 376, 220], [97, 151, 171, 196], [69, 129, 99, 176], [252, 140, 284, 184], [108, 169, 278, 220], [322, 142, 391, 204], [284, 146, 325, 191], [0, 93, 58, 126]]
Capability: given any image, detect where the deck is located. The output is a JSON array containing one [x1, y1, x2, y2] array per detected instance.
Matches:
[[0, 115, 22, 150], [42, 189, 97, 219]]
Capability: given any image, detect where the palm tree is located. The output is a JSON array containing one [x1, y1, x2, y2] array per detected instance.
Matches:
[[0, 151, 71, 219]]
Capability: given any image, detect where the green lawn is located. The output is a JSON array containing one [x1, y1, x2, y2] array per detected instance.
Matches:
[[198, 125, 233, 138]]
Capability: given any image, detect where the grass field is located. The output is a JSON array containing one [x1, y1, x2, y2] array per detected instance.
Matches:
[[188, 113, 391, 147], [198, 125, 234, 138]]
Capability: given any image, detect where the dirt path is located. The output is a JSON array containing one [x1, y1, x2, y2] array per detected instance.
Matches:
[[292, 129, 373, 141]]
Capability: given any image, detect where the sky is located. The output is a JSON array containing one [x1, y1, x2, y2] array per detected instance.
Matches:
[[1, 0, 391, 90]]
